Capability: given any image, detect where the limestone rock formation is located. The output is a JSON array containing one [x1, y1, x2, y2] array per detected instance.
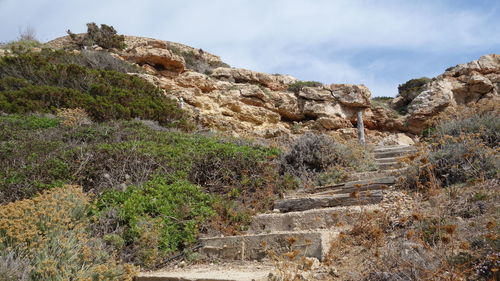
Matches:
[[43, 34, 414, 143], [404, 54, 500, 133]]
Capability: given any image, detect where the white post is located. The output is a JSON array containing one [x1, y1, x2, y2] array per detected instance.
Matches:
[[357, 109, 365, 145]]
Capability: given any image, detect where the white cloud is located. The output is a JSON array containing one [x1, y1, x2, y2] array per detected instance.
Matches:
[[1, 0, 499, 96]]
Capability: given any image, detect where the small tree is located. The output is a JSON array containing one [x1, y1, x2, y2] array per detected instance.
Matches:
[[67, 22, 126, 50]]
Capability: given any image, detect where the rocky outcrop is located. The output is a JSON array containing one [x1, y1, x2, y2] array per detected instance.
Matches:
[[331, 84, 371, 108], [43, 34, 412, 144], [210, 67, 297, 91], [404, 54, 500, 133]]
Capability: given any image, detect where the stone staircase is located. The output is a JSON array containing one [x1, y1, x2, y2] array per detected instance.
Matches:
[[137, 145, 415, 281]]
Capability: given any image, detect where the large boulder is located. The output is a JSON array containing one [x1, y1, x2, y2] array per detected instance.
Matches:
[[405, 54, 500, 133], [330, 84, 371, 108]]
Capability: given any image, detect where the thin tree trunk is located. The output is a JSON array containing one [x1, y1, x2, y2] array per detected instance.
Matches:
[[357, 110, 365, 145]]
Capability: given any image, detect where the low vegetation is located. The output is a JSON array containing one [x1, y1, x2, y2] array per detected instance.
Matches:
[[0, 185, 137, 280], [402, 101, 499, 189], [0, 26, 41, 54], [0, 43, 296, 270], [279, 133, 376, 186], [67, 22, 126, 50], [0, 50, 187, 127], [0, 114, 290, 267], [287, 81, 323, 93]]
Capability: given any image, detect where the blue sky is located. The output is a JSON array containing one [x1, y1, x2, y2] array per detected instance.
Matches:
[[1, 0, 499, 97]]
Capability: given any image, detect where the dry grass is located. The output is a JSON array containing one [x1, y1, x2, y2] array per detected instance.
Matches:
[[321, 179, 499, 281], [56, 107, 92, 126], [0, 185, 137, 280]]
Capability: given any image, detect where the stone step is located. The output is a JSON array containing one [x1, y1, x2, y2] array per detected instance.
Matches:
[[347, 168, 406, 181], [199, 230, 337, 261], [274, 190, 384, 213], [375, 157, 401, 164], [377, 162, 403, 170], [137, 263, 274, 281], [373, 145, 412, 152], [298, 176, 395, 196], [374, 149, 416, 159], [249, 205, 380, 234]]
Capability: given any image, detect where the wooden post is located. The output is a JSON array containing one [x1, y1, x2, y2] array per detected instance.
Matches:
[[357, 109, 365, 145]]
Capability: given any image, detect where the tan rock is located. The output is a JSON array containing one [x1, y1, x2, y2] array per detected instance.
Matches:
[[298, 87, 333, 101], [379, 133, 415, 146], [122, 45, 185, 76], [404, 54, 499, 133], [317, 117, 352, 130], [175, 71, 217, 93], [211, 67, 297, 91], [330, 84, 371, 108], [269, 91, 304, 121]]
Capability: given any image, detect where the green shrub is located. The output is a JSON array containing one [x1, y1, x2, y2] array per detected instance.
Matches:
[[0, 117, 284, 203], [49, 49, 140, 73], [0, 50, 186, 126], [0, 116, 290, 266], [68, 22, 126, 50], [371, 96, 394, 101], [2, 39, 41, 54], [96, 178, 215, 266], [287, 81, 323, 93]]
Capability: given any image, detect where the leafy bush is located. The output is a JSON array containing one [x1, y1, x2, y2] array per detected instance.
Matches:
[[0, 185, 137, 280], [96, 178, 215, 266], [0, 116, 290, 266], [287, 81, 323, 93], [2, 39, 41, 54], [280, 133, 376, 186], [68, 22, 126, 50], [0, 50, 186, 126], [1, 26, 41, 54], [0, 116, 279, 202]]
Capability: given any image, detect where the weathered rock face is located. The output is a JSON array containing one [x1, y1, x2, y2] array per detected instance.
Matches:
[[405, 54, 500, 133], [210, 67, 297, 91], [331, 84, 371, 108], [43, 34, 410, 144], [121, 44, 186, 76]]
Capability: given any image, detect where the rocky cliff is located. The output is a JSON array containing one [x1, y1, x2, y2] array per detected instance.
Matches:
[[397, 54, 500, 133], [44, 35, 498, 142]]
